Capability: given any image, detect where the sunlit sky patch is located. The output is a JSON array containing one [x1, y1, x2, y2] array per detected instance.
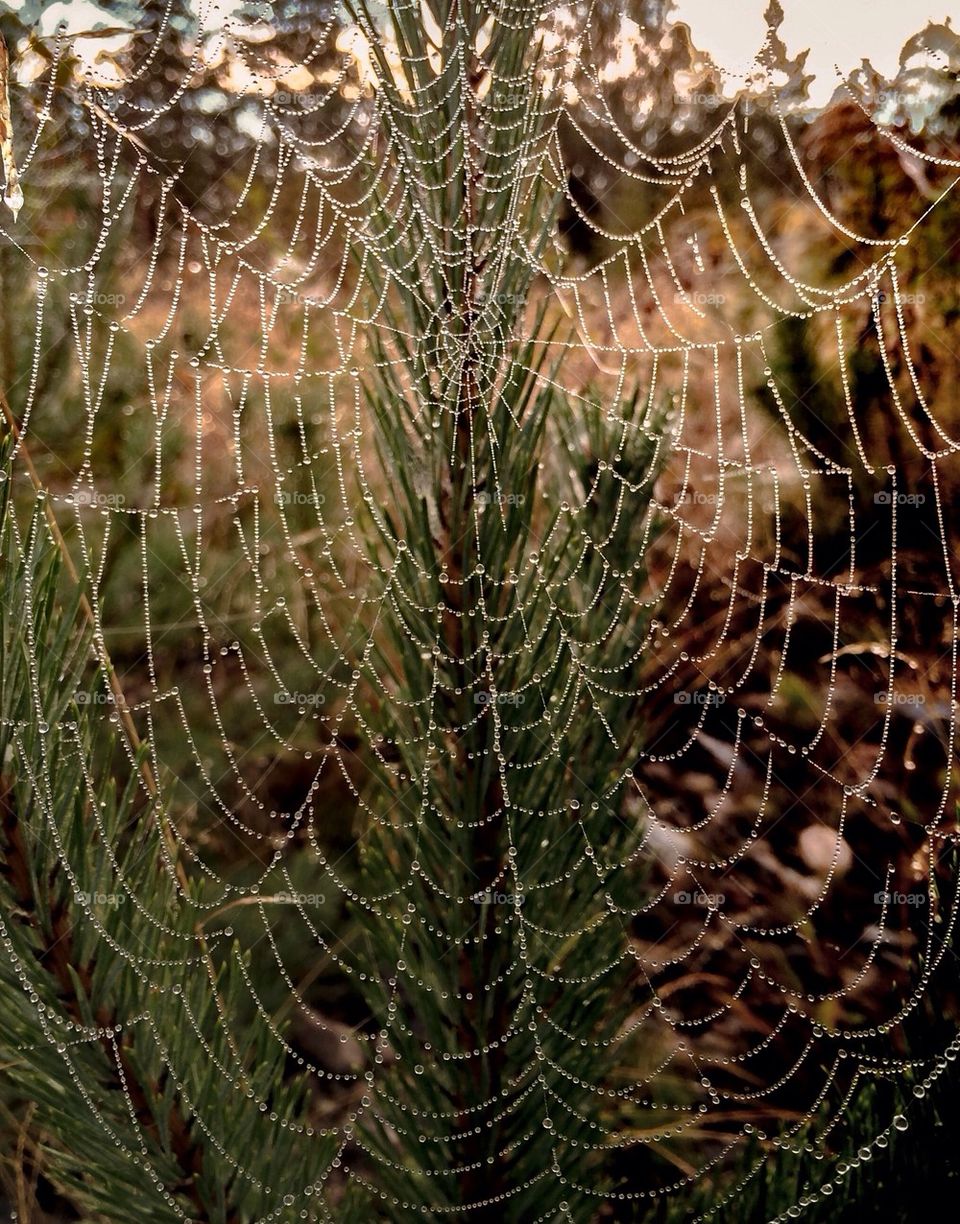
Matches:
[[675, 0, 960, 105], [3, 0, 960, 111]]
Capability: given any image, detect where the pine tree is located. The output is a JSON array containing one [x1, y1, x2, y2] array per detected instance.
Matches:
[[0, 464, 340, 1221], [343, 2, 663, 1217]]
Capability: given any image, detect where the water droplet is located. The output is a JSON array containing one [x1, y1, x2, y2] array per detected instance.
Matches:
[[4, 183, 24, 220]]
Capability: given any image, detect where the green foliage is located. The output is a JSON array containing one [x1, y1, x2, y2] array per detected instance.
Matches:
[[0, 471, 339, 1221], [341, 3, 669, 1218]]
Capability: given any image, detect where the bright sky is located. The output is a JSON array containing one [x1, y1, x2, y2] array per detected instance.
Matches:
[[6, 0, 960, 109], [675, 0, 960, 104]]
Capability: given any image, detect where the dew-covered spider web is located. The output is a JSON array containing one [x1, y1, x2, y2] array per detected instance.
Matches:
[[2, 0, 959, 1219]]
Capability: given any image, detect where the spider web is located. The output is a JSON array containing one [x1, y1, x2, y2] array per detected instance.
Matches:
[[2, 0, 959, 1218]]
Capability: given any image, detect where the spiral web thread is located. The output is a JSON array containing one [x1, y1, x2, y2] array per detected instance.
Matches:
[[1, 0, 959, 1218]]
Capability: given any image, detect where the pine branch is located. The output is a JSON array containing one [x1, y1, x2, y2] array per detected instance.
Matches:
[[345, 3, 670, 1217], [0, 472, 340, 1222]]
